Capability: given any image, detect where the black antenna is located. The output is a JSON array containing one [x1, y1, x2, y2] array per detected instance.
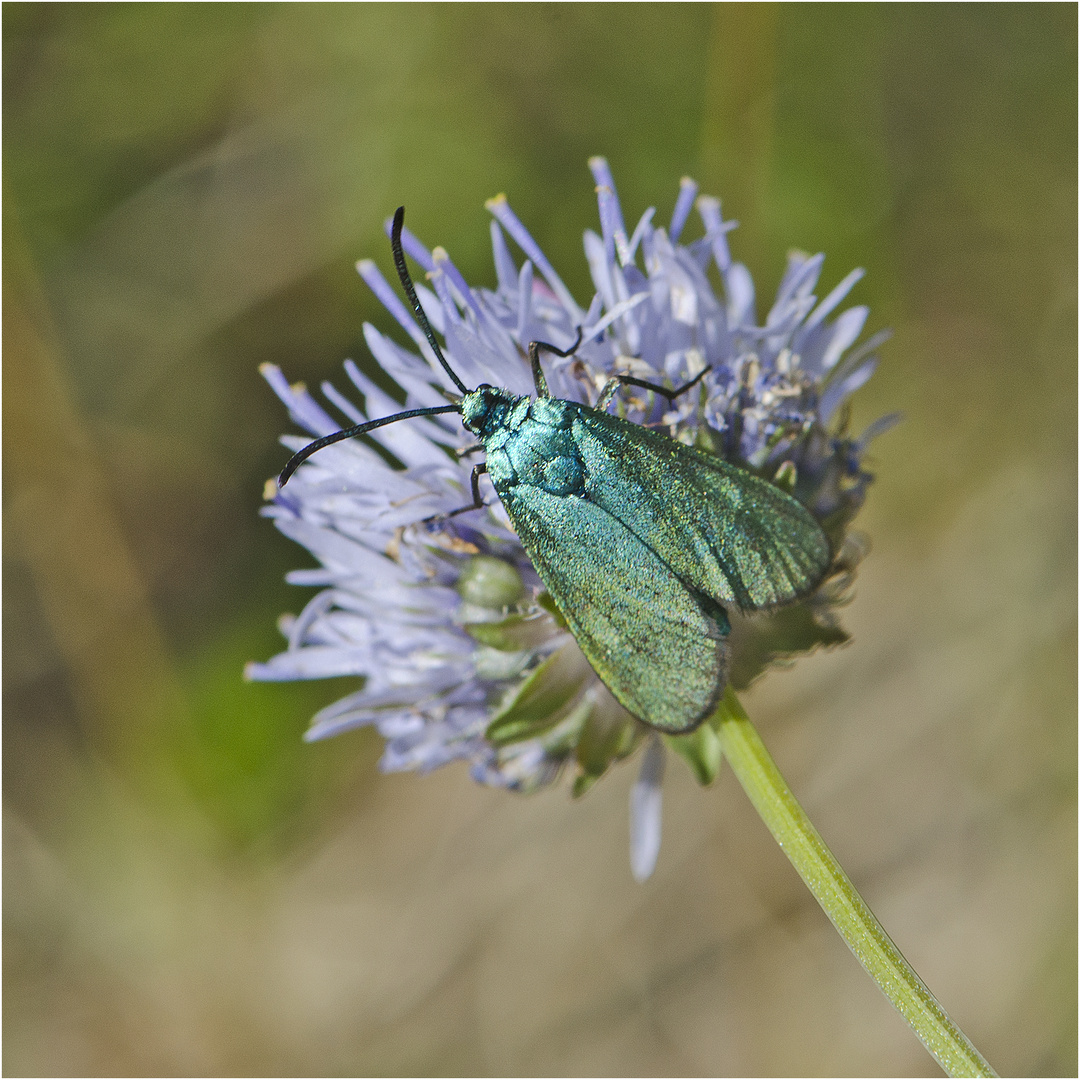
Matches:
[[276, 206, 472, 490], [391, 206, 469, 395], [278, 404, 461, 488]]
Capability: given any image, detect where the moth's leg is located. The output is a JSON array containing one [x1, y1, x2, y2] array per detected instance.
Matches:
[[422, 463, 489, 524], [608, 364, 712, 405], [528, 326, 584, 397], [526, 341, 550, 398], [467, 462, 487, 507], [594, 378, 622, 412], [456, 442, 484, 458]]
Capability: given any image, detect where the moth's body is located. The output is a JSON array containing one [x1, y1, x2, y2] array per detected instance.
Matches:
[[460, 385, 831, 733]]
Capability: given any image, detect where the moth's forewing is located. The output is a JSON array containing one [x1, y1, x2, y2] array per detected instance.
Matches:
[[569, 406, 832, 610], [498, 482, 728, 734]]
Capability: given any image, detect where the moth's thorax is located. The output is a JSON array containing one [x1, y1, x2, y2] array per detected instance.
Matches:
[[462, 390, 587, 497]]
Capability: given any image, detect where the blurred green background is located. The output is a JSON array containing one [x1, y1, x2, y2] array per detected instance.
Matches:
[[4, 4, 1075, 1075]]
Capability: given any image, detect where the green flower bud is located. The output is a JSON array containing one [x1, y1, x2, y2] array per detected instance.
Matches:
[[456, 555, 524, 610]]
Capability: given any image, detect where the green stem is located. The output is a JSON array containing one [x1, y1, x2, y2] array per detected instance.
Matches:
[[713, 688, 997, 1078]]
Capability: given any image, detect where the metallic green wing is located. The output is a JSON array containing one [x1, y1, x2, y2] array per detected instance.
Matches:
[[497, 482, 729, 734], [569, 405, 832, 611]]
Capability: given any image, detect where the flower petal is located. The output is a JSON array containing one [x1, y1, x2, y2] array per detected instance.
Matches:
[[629, 737, 665, 882]]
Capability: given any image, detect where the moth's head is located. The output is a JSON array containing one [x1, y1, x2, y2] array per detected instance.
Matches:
[[460, 384, 519, 439]]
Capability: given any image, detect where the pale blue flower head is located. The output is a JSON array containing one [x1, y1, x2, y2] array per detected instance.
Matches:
[[248, 158, 894, 880]]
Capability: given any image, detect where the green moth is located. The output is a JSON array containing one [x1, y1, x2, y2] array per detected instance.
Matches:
[[278, 207, 832, 735]]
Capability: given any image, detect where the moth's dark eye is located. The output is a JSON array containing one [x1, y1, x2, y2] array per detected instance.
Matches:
[[477, 383, 493, 390]]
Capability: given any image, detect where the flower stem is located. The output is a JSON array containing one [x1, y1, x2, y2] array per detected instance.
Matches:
[[713, 689, 997, 1078]]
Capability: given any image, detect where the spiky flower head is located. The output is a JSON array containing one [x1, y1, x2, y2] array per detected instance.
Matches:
[[248, 158, 894, 880]]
